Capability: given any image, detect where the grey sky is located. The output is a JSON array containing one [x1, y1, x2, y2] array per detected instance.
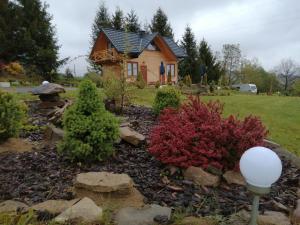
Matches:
[[43, 0, 300, 76]]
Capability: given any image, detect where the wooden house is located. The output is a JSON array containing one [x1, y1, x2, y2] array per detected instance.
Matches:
[[90, 28, 186, 84]]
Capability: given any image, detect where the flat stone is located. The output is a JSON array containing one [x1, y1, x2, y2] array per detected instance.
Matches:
[[119, 126, 145, 146], [0, 200, 29, 213], [292, 199, 300, 225], [54, 197, 102, 223], [31, 199, 80, 215], [271, 200, 289, 213], [258, 211, 291, 225], [75, 172, 133, 194], [227, 210, 250, 225], [114, 204, 171, 225], [75, 186, 144, 209], [228, 210, 291, 225], [0, 138, 33, 154], [31, 83, 65, 95], [223, 170, 246, 186], [120, 122, 130, 127], [183, 166, 220, 187], [44, 124, 64, 144], [181, 216, 218, 225]]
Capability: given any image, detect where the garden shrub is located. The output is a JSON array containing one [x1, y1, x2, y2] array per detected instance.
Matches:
[[136, 71, 146, 89], [0, 91, 26, 143], [167, 72, 172, 85], [155, 81, 160, 89], [58, 80, 119, 162], [149, 96, 267, 171], [183, 75, 192, 87], [84, 72, 102, 87], [153, 86, 181, 115], [102, 72, 130, 112]]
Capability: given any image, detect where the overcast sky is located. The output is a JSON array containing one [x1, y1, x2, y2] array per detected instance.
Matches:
[[43, 0, 300, 76]]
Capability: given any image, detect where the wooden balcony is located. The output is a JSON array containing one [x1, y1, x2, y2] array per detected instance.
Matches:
[[91, 48, 123, 64]]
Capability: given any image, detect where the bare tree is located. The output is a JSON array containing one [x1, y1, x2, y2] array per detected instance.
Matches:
[[275, 59, 298, 92], [222, 44, 241, 85]]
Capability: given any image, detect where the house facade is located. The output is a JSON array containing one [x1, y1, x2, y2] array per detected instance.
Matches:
[[90, 28, 186, 85]]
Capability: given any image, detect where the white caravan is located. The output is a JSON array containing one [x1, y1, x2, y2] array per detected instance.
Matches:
[[232, 84, 257, 94]]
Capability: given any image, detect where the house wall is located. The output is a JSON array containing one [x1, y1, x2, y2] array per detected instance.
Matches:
[[128, 50, 178, 84]]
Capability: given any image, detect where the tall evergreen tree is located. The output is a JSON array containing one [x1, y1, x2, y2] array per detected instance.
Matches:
[[111, 7, 124, 30], [1, 0, 60, 80], [89, 2, 111, 72], [125, 9, 140, 32], [179, 26, 198, 82], [150, 7, 173, 38], [198, 39, 223, 82], [91, 2, 111, 44]]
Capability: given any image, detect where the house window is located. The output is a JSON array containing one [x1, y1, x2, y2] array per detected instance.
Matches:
[[167, 64, 175, 77], [127, 62, 138, 76]]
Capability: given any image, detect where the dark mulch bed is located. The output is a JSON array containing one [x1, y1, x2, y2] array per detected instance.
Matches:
[[0, 105, 299, 217]]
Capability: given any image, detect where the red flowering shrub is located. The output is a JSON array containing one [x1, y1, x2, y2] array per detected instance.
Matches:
[[148, 96, 268, 171]]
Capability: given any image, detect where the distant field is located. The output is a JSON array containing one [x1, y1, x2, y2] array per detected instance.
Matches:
[[130, 87, 300, 156]]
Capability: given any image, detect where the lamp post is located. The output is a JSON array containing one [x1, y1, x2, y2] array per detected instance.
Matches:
[[240, 146, 282, 225]]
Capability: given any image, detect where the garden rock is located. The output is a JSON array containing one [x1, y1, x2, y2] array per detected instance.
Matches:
[[31, 83, 65, 96], [223, 170, 246, 186], [31, 199, 80, 215], [44, 124, 64, 144], [0, 138, 33, 154], [74, 172, 144, 208], [0, 200, 28, 213], [75, 172, 133, 194], [258, 211, 291, 225], [291, 199, 300, 225], [54, 197, 102, 223], [184, 166, 220, 187], [119, 126, 145, 146], [227, 210, 250, 225], [181, 216, 218, 225], [114, 204, 171, 225]]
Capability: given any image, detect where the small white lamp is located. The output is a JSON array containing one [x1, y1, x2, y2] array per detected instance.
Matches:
[[42, 81, 49, 85], [240, 146, 282, 225]]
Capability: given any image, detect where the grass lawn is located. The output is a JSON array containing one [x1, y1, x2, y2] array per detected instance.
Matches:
[[129, 87, 300, 156]]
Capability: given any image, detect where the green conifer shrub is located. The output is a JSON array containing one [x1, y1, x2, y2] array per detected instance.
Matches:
[[153, 86, 181, 115], [58, 79, 119, 162], [0, 91, 26, 143], [183, 75, 192, 87], [136, 71, 146, 89]]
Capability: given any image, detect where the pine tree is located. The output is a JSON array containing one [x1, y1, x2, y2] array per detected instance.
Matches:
[[1, 0, 60, 80], [89, 2, 111, 72], [178, 26, 198, 82], [91, 2, 111, 44], [150, 8, 173, 38], [125, 9, 140, 32], [112, 7, 124, 30], [198, 39, 223, 82]]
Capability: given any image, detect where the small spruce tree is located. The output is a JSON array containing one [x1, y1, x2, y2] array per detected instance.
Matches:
[[0, 91, 26, 143], [58, 79, 119, 162]]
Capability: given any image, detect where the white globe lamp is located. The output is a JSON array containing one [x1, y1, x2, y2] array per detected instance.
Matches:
[[42, 81, 49, 85], [240, 146, 282, 225]]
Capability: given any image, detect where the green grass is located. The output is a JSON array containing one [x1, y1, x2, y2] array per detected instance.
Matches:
[[130, 87, 300, 156]]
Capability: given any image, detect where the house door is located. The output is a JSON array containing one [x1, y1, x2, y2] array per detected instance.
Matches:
[[141, 64, 147, 83]]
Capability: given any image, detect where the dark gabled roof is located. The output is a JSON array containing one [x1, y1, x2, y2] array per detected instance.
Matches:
[[162, 37, 186, 58], [100, 28, 187, 58]]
